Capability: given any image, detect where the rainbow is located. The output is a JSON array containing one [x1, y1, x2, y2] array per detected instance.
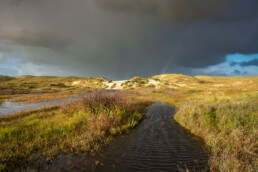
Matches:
[[160, 57, 172, 74]]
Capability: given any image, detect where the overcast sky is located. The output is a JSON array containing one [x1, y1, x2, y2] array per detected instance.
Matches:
[[0, 0, 257, 80]]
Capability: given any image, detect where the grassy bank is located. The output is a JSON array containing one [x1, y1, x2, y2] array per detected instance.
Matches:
[[174, 94, 258, 171], [135, 74, 258, 171], [0, 75, 111, 104], [0, 75, 111, 95], [140, 87, 258, 171], [0, 92, 152, 170]]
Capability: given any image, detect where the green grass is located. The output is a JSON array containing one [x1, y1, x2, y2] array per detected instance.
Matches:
[[135, 74, 258, 171], [121, 76, 149, 88], [0, 75, 111, 96], [0, 76, 14, 82], [0, 92, 152, 170], [174, 94, 258, 171]]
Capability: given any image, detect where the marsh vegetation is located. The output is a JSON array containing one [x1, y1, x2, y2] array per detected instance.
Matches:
[[0, 74, 257, 171], [0, 92, 152, 170]]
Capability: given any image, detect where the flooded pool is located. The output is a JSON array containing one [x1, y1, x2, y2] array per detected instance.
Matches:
[[0, 95, 81, 116], [0, 90, 129, 116]]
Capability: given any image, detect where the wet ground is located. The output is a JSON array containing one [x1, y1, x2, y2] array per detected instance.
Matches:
[[0, 90, 125, 116], [0, 95, 81, 116], [44, 102, 209, 172]]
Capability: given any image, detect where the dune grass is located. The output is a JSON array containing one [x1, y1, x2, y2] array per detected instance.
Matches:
[[0, 75, 112, 105], [0, 75, 111, 98], [0, 74, 257, 171], [0, 92, 152, 170], [10, 93, 74, 103], [174, 94, 258, 171], [144, 90, 258, 171], [137, 74, 258, 171]]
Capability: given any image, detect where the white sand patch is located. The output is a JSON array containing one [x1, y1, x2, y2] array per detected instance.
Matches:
[[104, 82, 113, 89], [148, 79, 160, 86], [112, 80, 127, 89], [104, 80, 128, 89], [72, 81, 81, 86], [147, 79, 162, 88]]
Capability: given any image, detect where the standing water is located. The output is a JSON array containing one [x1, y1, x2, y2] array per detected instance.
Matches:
[[0, 90, 127, 116], [45, 102, 209, 171], [0, 95, 81, 116]]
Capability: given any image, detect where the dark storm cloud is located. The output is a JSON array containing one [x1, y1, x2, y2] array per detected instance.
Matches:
[[232, 69, 247, 75], [0, 29, 70, 49], [239, 59, 258, 67], [0, 0, 257, 79], [95, 0, 232, 22], [95, 0, 258, 22], [230, 61, 238, 66], [230, 58, 258, 67]]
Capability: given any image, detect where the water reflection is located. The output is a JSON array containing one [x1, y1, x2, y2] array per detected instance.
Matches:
[[0, 94, 81, 116]]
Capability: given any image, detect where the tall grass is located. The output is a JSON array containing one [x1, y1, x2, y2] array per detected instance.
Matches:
[[135, 76, 258, 171], [0, 92, 152, 170], [174, 95, 258, 171]]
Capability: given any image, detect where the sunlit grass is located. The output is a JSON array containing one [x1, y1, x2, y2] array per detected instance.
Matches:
[[0, 75, 109, 96], [137, 74, 258, 171], [0, 92, 152, 170], [174, 94, 258, 171], [11, 93, 74, 103], [1, 74, 257, 171], [0, 96, 11, 105]]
